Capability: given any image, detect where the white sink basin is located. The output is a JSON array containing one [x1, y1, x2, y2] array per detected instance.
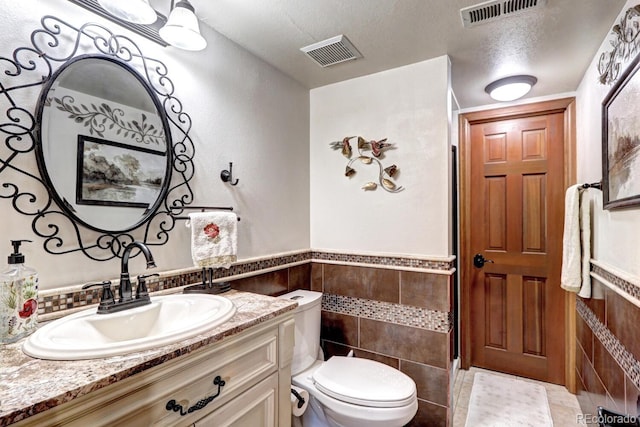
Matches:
[[23, 294, 236, 360]]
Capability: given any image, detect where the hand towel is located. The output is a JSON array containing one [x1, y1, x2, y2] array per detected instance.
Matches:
[[561, 184, 582, 292], [578, 191, 592, 298], [187, 211, 237, 268], [561, 184, 592, 296]]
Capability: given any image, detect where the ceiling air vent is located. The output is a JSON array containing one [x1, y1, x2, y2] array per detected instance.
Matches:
[[460, 0, 546, 28], [301, 35, 362, 68]]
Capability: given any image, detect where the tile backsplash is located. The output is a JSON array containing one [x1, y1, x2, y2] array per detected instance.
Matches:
[[576, 261, 640, 420], [36, 249, 456, 426]]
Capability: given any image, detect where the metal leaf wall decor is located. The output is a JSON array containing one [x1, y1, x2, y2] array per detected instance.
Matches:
[[598, 5, 640, 86], [329, 136, 404, 193]]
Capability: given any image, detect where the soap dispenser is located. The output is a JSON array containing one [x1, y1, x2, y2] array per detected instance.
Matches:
[[0, 240, 38, 344]]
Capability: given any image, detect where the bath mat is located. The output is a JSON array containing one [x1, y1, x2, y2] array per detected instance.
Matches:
[[465, 372, 553, 427]]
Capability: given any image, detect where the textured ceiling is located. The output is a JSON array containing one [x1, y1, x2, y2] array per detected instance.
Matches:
[[186, 0, 625, 108]]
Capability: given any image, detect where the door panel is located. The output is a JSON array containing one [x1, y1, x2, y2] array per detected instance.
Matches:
[[486, 177, 507, 250], [468, 112, 566, 385], [484, 273, 507, 350]]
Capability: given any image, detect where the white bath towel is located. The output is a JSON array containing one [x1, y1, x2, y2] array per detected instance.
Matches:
[[560, 185, 592, 297], [578, 191, 592, 298], [187, 211, 237, 268]]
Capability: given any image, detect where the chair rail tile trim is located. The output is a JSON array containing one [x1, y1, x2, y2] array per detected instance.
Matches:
[[311, 251, 455, 271]]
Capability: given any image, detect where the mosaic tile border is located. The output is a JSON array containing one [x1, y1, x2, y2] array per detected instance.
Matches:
[[591, 263, 640, 302], [577, 299, 640, 389], [311, 251, 455, 271], [38, 251, 311, 316], [37, 250, 454, 317], [322, 293, 452, 333]]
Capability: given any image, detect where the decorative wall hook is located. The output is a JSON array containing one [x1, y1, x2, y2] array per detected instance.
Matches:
[[220, 162, 239, 186]]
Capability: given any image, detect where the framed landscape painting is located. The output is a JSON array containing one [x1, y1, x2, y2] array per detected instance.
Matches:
[[602, 52, 640, 210], [76, 135, 166, 208]]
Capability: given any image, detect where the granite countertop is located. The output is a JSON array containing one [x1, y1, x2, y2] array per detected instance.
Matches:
[[0, 290, 297, 426]]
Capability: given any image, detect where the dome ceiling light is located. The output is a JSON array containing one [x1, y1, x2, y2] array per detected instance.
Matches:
[[484, 75, 538, 102]]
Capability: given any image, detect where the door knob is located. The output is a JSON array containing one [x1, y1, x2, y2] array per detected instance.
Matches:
[[473, 253, 494, 268]]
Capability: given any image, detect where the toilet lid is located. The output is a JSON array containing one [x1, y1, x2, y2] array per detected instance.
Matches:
[[312, 356, 416, 408]]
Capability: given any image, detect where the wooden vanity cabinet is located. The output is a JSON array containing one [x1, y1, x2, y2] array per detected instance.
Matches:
[[15, 314, 295, 427]]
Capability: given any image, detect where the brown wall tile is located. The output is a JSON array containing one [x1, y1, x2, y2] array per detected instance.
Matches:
[[400, 271, 450, 312], [576, 340, 586, 382], [400, 360, 448, 406], [405, 399, 447, 427], [360, 318, 448, 368], [625, 376, 640, 417], [323, 264, 399, 303], [577, 312, 593, 364], [593, 336, 625, 412], [230, 270, 288, 296], [321, 341, 400, 369], [577, 375, 595, 425], [582, 280, 606, 324], [581, 352, 608, 415], [606, 287, 640, 362], [310, 263, 323, 292], [288, 264, 311, 291], [321, 311, 358, 347]]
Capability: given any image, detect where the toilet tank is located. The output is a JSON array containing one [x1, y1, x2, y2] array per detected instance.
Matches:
[[279, 290, 322, 375]]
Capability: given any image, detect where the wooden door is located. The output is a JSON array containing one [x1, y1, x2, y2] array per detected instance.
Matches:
[[461, 100, 573, 385]]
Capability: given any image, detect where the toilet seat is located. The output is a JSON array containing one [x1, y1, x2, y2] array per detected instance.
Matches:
[[312, 356, 416, 408]]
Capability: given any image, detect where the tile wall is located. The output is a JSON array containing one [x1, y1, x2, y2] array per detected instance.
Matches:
[[310, 262, 454, 427], [576, 263, 640, 426], [36, 250, 455, 426]]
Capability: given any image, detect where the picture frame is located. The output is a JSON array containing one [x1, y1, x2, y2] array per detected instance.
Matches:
[[602, 52, 640, 209], [76, 135, 166, 208]]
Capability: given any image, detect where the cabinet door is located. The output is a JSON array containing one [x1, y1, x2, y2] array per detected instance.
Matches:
[[196, 373, 278, 427]]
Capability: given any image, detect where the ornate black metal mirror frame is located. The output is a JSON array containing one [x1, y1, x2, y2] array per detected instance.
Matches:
[[0, 15, 195, 261]]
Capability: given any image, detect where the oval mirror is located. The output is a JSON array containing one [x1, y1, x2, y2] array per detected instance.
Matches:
[[35, 55, 172, 233]]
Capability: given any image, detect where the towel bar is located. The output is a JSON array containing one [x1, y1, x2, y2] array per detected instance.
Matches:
[[581, 182, 602, 189], [171, 206, 241, 221]]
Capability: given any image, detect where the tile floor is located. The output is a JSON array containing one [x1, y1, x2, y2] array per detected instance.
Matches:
[[452, 367, 586, 426]]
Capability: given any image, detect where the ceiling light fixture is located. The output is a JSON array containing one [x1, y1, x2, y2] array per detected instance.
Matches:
[[95, 0, 206, 51], [97, 0, 157, 25], [159, 0, 207, 51], [484, 75, 537, 102]]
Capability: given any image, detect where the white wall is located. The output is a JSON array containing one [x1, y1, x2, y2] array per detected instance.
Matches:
[[576, 0, 640, 276], [0, 0, 310, 289], [309, 56, 452, 258]]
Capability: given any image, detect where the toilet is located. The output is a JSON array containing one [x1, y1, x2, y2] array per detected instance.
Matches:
[[280, 290, 418, 427]]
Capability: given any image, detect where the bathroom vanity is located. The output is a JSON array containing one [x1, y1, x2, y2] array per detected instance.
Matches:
[[0, 291, 296, 427]]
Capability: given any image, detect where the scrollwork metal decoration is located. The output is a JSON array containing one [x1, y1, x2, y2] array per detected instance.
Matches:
[[330, 136, 404, 193], [598, 5, 640, 86], [0, 15, 195, 261]]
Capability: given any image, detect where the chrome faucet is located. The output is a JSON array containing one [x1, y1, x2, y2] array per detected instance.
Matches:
[[119, 241, 156, 303], [82, 241, 157, 314]]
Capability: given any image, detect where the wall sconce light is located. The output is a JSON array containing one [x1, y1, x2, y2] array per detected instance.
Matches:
[[484, 75, 537, 102], [97, 0, 157, 25], [159, 0, 207, 51], [88, 0, 207, 51]]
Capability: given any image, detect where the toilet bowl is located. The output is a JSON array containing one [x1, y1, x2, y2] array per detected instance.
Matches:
[[280, 290, 418, 427]]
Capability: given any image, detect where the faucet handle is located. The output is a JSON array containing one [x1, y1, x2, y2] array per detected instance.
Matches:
[[82, 281, 115, 312], [136, 273, 159, 300]]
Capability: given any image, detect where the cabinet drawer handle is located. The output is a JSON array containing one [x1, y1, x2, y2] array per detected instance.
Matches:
[[166, 376, 226, 416]]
